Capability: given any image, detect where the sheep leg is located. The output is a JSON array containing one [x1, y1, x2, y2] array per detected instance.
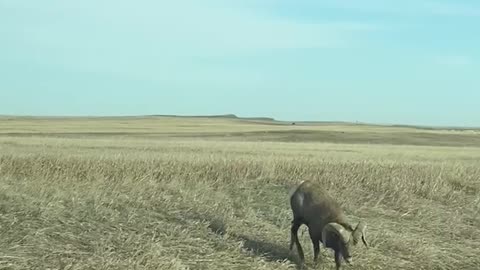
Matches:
[[290, 221, 305, 262], [334, 250, 342, 270], [307, 227, 321, 265], [312, 239, 320, 265], [289, 220, 295, 251]]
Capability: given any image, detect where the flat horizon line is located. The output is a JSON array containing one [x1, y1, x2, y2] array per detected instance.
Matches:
[[0, 113, 479, 131]]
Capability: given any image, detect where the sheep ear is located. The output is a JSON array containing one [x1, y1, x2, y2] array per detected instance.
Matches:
[[322, 223, 351, 245], [353, 221, 369, 247]]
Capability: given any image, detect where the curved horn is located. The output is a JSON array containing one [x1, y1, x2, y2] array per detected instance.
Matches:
[[322, 222, 351, 245], [352, 221, 369, 247]]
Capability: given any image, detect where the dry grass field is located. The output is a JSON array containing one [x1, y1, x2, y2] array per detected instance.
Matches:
[[1, 116, 479, 269]]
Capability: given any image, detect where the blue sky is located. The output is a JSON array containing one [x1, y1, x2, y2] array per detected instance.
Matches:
[[1, 0, 479, 126]]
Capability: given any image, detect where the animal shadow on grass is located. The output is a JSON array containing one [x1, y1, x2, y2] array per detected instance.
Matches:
[[204, 215, 303, 268], [235, 234, 304, 269], [167, 211, 303, 268]]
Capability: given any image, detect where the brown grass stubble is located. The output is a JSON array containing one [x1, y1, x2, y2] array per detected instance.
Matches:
[[0, 135, 479, 269]]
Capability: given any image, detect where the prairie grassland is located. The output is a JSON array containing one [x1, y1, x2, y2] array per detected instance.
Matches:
[[0, 117, 479, 270]]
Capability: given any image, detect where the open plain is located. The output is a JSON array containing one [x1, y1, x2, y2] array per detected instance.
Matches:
[[1, 116, 479, 269]]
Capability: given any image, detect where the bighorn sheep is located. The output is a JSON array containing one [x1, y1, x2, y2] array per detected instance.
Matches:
[[289, 180, 368, 269]]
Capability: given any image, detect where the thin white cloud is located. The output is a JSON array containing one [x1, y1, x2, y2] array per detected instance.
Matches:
[[423, 1, 480, 16], [3, 0, 381, 53], [120, 1, 382, 51], [432, 54, 473, 67], [1, 0, 388, 86], [0, 0, 385, 85], [321, 0, 480, 17]]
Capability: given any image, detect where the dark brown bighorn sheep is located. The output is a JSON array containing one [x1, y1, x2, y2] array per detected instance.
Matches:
[[289, 180, 369, 269]]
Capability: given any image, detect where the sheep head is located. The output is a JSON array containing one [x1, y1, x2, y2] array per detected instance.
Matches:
[[322, 221, 369, 265]]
